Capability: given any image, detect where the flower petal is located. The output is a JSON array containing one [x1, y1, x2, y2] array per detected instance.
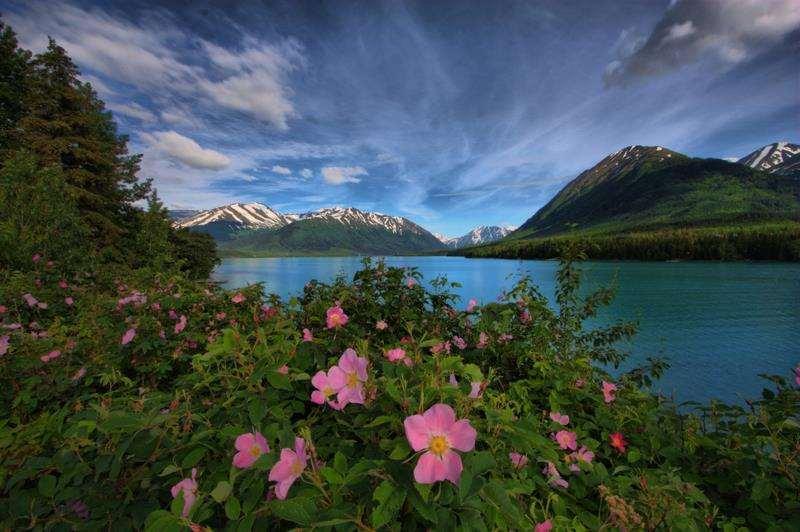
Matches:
[[404, 414, 430, 451], [447, 420, 477, 452], [423, 403, 456, 433], [413, 452, 447, 484]]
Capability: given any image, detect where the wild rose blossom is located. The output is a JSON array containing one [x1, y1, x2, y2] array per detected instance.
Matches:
[[72, 367, 87, 381], [170, 468, 198, 517], [302, 328, 313, 342], [278, 365, 289, 375], [232, 432, 270, 469], [543, 461, 569, 489], [65, 296, 74, 306], [549, 412, 570, 426], [610, 432, 627, 453], [268, 437, 307, 500], [452, 336, 467, 350], [0, 335, 9, 356], [310, 369, 344, 410], [468, 381, 485, 399], [328, 348, 368, 406], [0, 305, 6, 313], [385, 347, 412, 366], [375, 320, 388, 330], [231, 292, 246, 304], [466, 299, 478, 312], [22, 293, 38, 307], [403, 403, 477, 484], [59, 280, 68, 289], [121, 328, 136, 345], [555, 430, 578, 450], [520, 310, 531, 323], [509, 452, 529, 469], [406, 277, 417, 288], [567, 446, 595, 473], [32, 253, 41, 263], [602, 381, 618, 403], [174, 315, 187, 334], [448, 373, 459, 387], [431, 341, 451, 355], [477, 332, 489, 349], [535, 520, 553, 532], [498, 333, 513, 343], [40, 350, 61, 363], [325, 305, 348, 329]]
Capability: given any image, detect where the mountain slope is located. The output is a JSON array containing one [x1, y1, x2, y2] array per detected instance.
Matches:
[[514, 145, 800, 238], [175, 203, 293, 230], [222, 207, 445, 255], [440, 226, 516, 248], [738, 142, 800, 178]]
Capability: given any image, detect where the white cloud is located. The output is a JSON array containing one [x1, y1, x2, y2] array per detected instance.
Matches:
[[321, 166, 367, 185], [300, 168, 313, 178], [142, 131, 231, 170], [107, 101, 156, 122], [7, 2, 302, 129], [662, 21, 696, 43], [271, 165, 292, 175]]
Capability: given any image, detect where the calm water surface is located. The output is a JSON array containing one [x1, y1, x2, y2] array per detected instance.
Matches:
[[214, 257, 800, 405]]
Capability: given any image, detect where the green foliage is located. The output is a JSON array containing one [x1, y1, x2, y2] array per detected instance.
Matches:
[[1, 258, 797, 530], [457, 222, 800, 261]]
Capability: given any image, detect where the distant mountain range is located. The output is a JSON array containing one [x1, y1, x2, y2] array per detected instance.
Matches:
[[737, 142, 800, 178], [436, 226, 516, 248], [173, 204, 446, 255]]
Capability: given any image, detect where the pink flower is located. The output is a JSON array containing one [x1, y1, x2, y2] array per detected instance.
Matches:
[[170, 468, 198, 517], [498, 333, 513, 343], [328, 348, 368, 406], [231, 292, 246, 304], [477, 332, 489, 349], [602, 381, 618, 403], [542, 461, 568, 489], [375, 320, 388, 330], [549, 412, 570, 426], [466, 299, 478, 312], [32, 253, 41, 263], [404, 404, 477, 485], [121, 328, 136, 345], [151, 302, 161, 311], [40, 350, 61, 363], [0, 305, 5, 313], [37, 301, 48, 310], [268, 437, 307, 500], [325, 305, 349, 329], [574, 378, 586, 388], [169, 309, 178, 320], [310, 369, 344, 410], [519, 310, 531, 323], [385, 347, 412, 366], [302, 328, 313, 342], [22, 293, 38, 307], [0, 335, 9, 356], [233, 432, 270, 469], [174, 315, 187, 334], [406, 277, 417, 288], [278, 364, 289, 375], [72, 367, 87, 381], [610, 432, 627, 453], [535, 520, 553, 532], [215, 311, 225, 320], [555, 430, 578, 450], [452, 336, 467, 350], [65, 296, 74, 306], [431, 341, 451, 355], [567, 446, 595, 473], [448, 373, 459, 387], [509, 451, 528, 469], [468, 382, 485, 399], [59, 280, 68, 289]]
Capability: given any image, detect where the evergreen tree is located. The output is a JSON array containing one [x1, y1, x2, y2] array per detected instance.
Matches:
[[133, 191, 174, 271], [0, 20, 31, 155]]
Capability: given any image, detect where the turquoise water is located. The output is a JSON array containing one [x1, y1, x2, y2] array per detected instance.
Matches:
[[214, 257, 800, 405]]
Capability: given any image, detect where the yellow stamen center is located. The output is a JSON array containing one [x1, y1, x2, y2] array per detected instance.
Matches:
[[428, 435, 450, 457], [323, 385, 335, 397], [249, 445, 262, 458], [346, 372, 359, 388], [290, 460, 303, 476]]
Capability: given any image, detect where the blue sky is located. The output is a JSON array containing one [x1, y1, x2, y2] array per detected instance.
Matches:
[[3, 0, 799, 237]]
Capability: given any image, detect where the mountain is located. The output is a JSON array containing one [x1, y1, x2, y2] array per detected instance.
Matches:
[[178, 204, 445, 255], [439, 226, 516, 248], [168, 209, 199, 221], [738, 142, 800, 178], [513, 144, 800, 238]]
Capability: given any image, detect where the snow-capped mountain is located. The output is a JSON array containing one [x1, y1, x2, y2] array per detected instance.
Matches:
[[174, 203, 294, 230], [440, 225, 516, 248], [294, 207, 431, 236], [738, 142, 800, 177]]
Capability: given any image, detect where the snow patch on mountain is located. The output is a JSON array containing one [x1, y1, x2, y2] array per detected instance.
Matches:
[[738, 142, 800, 173], [443, 225, 516, 248]]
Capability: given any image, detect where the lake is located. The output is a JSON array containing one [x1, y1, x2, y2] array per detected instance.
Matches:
[[214, 257, 800, 405]]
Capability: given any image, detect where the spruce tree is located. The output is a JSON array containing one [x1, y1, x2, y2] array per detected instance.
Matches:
[[0, 20, 31, 155]]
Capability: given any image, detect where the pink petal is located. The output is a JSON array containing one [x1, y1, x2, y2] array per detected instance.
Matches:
[[447, 419, 477, 452], [274, 479, 294, 500], [327, 366, 347, 390], [310, 390, 326, 404], [442, 451, 463, 484], [423, 403, 456, 433], [233, 450, 256, 469], [413, 452, 447, 484], [311, 370, 328, 390], [235, 433, 256, 452], [404, 414, 430, 452]]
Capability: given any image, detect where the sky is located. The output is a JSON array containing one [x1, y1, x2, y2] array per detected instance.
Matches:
[[3, 0, 799, 237]]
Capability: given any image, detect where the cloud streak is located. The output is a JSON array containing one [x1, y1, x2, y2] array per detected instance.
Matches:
[[142, 131, 231, 170]]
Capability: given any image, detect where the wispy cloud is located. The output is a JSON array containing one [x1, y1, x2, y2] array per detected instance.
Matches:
[[321, 166, 367, 185], [141, 131, 230, 170]]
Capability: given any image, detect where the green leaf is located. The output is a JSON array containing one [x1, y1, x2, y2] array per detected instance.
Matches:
[[225, 495, 241, 519], [266, 370, 293, 391], [211, 480, 233, 503], [333, 452, 347, 474], [389, 440, 411, 460], [371, 480, 405, 529], [320, 466, 344, 485], [271, 497, 316, 525], [627, 449, 641, 463], [181, 447, 206, 468], [38, 475, 57, 497], [158, 465, 179, 477], [751, 478, 772, 502]]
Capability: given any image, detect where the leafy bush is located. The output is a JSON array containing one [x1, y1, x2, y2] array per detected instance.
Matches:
[[1, 257, 797, 530]]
